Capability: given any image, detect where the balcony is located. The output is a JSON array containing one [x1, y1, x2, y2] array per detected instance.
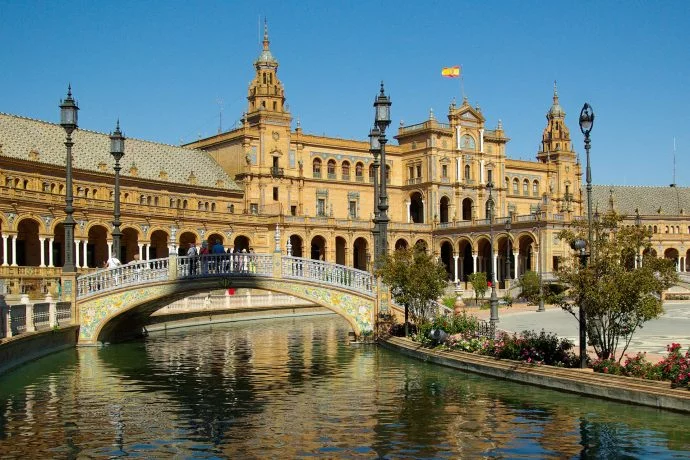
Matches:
[[271, 167, 284, 177]]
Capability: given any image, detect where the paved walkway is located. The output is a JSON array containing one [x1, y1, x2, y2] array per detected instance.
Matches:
[[466, 301, 690, 361]]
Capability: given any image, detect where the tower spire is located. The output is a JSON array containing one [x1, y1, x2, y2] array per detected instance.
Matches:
[[263, 18, 270, 51]]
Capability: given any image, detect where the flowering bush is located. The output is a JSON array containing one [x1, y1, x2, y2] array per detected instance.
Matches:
[[656, 343, 690, 389], [591, 344, 689, 390], [446, 333, 489, 353], [480, 330, 578, 367]]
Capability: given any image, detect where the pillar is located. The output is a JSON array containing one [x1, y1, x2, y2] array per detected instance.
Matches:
[[138, 243, 144, 260], [82, 240, 88, 268], [47, 295, 57, 328], [453, 255, 459, 283], [11, 236, 17, 266], [144, 244, 150, 260], [107, 241, 113, 258], [513, 251, 519, 279], [23, 296, 35, 333], [48, 238, 54, 267], [39, 238, 46, 267], [472, 253, 478, 274], [1, 235, 8, 266], [421, 199, 426, 223], [74, 240, 81, 269], [406, 201, 411, 223], [677, 257, 681, 272], [459, 257, 465, 281]]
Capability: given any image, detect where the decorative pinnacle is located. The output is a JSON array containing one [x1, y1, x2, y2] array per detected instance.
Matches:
[[553, 80, 559, 102], [263, 18, 270, 50], [67, 83, 72, 98], [380, 81, 385, 95]]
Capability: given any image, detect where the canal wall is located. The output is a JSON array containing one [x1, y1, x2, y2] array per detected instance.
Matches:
[[0, 325, 79, 375], [380, 336, 690, 414], [147, 305, 335, 332]]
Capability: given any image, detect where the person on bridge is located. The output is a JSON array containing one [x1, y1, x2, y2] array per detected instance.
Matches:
[[211, 239, 225, 254], [187, 242, 198, 275]]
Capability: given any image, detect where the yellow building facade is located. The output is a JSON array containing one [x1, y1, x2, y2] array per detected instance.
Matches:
[[2, 23, 690, 298]]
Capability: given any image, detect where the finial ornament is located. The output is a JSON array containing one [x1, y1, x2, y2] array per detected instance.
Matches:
[[67, 83, 72, 97]]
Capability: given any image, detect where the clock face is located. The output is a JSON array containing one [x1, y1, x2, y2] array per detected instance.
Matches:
[[272, 131, 280, 141]]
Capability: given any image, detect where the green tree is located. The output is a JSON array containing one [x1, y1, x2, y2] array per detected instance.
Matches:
[[557, 212, 678, 362], [378, 247, 448, 336], [468, 272, 487, 306], [517, 270, 540, 304]]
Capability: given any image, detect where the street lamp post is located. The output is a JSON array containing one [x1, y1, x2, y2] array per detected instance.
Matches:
[[535, 204, 545, 312], [369, 126, 381, 268], [635, 208, 642, 268], [487, 181, 499, 328], [59, 85, 79, 273], [578, 102, 595, 369], [571, 238, 588, 369], [110, 121, 126, 260], [374, 82, 391, 266]]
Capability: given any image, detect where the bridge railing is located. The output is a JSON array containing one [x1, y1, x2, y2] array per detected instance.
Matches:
[[281, 256, 374, 295], [77, 257, 170, 298], [176, 253, 274, 278]]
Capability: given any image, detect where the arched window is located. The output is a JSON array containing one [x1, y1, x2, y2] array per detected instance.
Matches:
[[183, 200, 188, 209], [327, 159, 336, 178], [523, 179, 529, 195], [369, 164, 375, 182], [312, 158, 322, 178], [533, 180, 539, 196], [460, 134, 476, 150], [211, 202, 216, 212], [355, 162, 364, 181], [513, 179, 519, 194], [154, 197, 159, 206], [464, 164, 471, 180], [140, 195, 146, 205], [342, 161, 350, 180]]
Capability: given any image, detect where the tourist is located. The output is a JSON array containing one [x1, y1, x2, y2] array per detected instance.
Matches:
[[187, 242, 198, 275], [200, 240, 210, 274]]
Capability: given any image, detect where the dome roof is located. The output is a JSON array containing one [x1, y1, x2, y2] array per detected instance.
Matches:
[[255, 21, 278, 68], [548, 82, 565, 117]]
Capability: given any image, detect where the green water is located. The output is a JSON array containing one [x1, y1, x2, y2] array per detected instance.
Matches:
[[0, 315, 689, 458]]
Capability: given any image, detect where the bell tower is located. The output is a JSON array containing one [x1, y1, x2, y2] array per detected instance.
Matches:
[[246, 20, 290, 126], [537, 82, 575, 163]]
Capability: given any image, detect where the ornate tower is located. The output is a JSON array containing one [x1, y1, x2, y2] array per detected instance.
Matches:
[[246, 20, 290, 126], [537, 82, 576, 163]]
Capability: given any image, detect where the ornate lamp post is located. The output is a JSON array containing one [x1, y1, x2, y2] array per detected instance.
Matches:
[[535, 204, 545, 312], [571, 237, 588, 369], [369, 126, 381, 267], [59, 85, 79, 273], [487, 180, 499, 327], [577, 102, 595, 369], [110, 121, 125, 260], [373, 82, 391, 266], [505, 213, 512, 284], [635, 208, 642, 268]]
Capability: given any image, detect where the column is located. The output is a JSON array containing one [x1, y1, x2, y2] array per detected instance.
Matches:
[[456, 157, 461, 182], [421, 200, 426, 223], [513, 252, 520, 280], [680, 256, 685, 272], [11, 236, 17, 266], [479, 159, 485, 184], [492, 253, 498, 281], [453, 255, 459, 283], [677, 257, 681, 272], [107, 241, 113, 258], [39, 238, 46, 267], [2, 235, 9, 266], [459, 257, 465, 281], [406, 201, 411, 223], [144, 244, 150, 261], [472, 253, 478, 274], [74, 240, 81, 269], [82, 240, 89, 268], [138, 243, 144, 260], [24, 297, 35, 333], [48, 238, 54, 267], [479, 128, 485, 153]]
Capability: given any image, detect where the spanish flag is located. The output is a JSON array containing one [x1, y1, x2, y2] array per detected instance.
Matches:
[[441, 66, 461, 78]]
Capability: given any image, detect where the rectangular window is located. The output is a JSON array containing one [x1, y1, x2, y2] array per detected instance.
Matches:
[[273, 187, 279, 201], [317, 199, 326, 217], [487, 169, 493, 184], [290, 205, 297, 216], [408, 166, 414, 179], [442, 165, 448, 178], [349, 201, 357, 219], [250, 203, 258, 214], [417, 165, 422, 178]]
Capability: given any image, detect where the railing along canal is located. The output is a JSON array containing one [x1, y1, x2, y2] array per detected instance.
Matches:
[[1, 300, 73, 339], [76, 254, 374, 299]]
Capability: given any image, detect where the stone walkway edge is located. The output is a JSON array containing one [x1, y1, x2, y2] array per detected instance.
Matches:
[[380, 336, 690, 414]]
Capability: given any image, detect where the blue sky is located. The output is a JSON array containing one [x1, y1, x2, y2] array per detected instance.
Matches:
[[1, 1, 688, 186]]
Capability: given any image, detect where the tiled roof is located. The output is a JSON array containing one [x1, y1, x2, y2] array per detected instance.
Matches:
[[591, 185, 690, 216], [0, 113, 241, 191]]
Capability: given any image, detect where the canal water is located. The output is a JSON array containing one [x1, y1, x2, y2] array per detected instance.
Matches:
[[1, 314, 689, 458]]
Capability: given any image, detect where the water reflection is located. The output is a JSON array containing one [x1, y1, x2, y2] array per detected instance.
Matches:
[[0, 315, 689, 458]]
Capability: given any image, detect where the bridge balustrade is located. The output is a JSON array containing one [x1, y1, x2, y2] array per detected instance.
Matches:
[[77, 258, 170, 298], [281, 256, 374, 294]]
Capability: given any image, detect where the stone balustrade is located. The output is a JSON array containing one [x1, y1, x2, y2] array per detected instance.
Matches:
[[1, 294, 72, 340]]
